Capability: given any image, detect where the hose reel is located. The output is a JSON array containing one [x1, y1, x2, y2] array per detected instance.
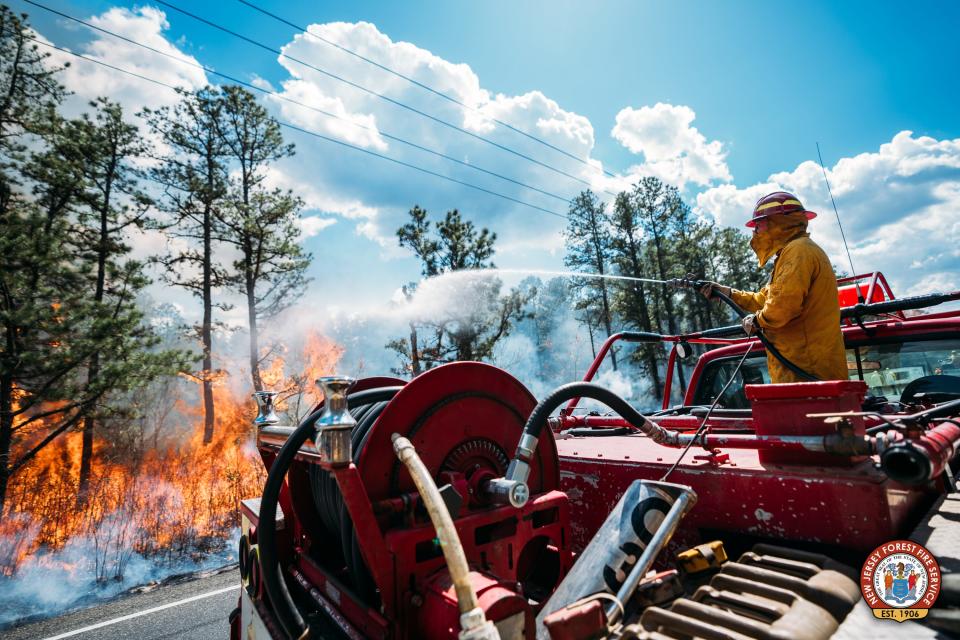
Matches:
[[258, 362, 562, 638]]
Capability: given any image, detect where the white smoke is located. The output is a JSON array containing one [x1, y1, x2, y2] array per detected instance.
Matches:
[[0, 526, 239, 628]]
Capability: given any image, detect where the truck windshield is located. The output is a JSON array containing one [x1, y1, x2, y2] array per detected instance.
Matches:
[[691, 338, 960, 408]]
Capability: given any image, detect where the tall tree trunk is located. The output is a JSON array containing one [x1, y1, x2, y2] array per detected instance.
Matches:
[[247, 270, 262, 391], [408, 324, 422, 376], [0, 373, 13, 517], [586, 320, 596, 360], [78, 355, 98, 502], [649, 232, 687, 397], [621, 230, 661, 395], [597, 279, 618, 371], [202, 201, 215, 444], [589, 219, 617, 371], [79, 163, 114, 502]]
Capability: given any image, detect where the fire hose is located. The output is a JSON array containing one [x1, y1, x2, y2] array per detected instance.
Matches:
[[489, 385, 960, 510], [392, 435, 501, 640], [666, 277, 819, 382], [486, 383, 672, 508], [257, 386, 401, 639]]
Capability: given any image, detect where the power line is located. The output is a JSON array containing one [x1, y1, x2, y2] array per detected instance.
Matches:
[[235, 0, 618, 180], [153, 0, 614, 196], [20, 35, 569, 220], [23, 0, 574, 206]]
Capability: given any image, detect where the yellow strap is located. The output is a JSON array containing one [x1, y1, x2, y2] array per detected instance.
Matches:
[[756, 199, 801, 212]]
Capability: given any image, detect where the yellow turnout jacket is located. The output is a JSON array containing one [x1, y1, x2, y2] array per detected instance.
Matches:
[[730, 234, 848, 383]]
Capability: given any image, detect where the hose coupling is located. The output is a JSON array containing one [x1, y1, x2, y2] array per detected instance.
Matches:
[[458, 608, 501, 640], [483, 478, 530, 509]]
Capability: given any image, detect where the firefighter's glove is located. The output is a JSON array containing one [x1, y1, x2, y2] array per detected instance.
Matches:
[[741, 314, 758, 336], [697, 280, 731, 300]]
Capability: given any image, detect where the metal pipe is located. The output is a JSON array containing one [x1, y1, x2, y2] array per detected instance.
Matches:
[[558, 415, 960, 483], [842, 290, 960, 319], [662, 344, 678, 410], [392, 434, 499, 639], [257, 425, 306, 450], [880, 421, 960, 485], [606, 485, 696, 623]]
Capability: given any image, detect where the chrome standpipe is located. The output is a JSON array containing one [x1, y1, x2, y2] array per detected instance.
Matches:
[[254, 390, 301, 448], [315, 376, 357, 467], [252, 391, 280, 428]]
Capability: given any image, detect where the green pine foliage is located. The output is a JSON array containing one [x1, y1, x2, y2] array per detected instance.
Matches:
[[388, 206, 531, 375], [566, 180, 765, 401], [215, 86, 309, 393], [0, 9, 188, 514]]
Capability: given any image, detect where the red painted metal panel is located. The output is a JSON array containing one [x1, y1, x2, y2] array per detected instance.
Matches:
[[556, 435, 932, 555], [384, 490, 571, 614], [295, 556, 390, 640]]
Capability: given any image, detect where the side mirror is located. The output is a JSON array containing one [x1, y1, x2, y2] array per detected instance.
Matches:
[[675, 341, 693, 360]]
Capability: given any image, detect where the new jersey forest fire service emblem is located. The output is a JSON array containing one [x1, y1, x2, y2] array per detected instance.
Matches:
[[861, 540, 941, 622]]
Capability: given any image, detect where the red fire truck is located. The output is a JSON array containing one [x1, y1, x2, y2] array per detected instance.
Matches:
[[233, 271, 960, 640]]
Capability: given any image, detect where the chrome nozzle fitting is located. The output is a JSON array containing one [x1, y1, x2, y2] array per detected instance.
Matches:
[[252, 391, 280, 428], [315, 376, 357, 466]]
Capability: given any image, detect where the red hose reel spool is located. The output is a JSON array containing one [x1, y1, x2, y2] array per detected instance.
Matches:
[[287, 362, 568, 639], [357, 361, 560, 501]]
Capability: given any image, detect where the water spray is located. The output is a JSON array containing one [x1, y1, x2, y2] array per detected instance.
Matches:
[[463, 267, 668, 286], [460, 268, 817, 380]]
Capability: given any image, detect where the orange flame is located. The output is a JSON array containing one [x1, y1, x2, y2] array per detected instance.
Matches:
[[1, 331, 342, 579]]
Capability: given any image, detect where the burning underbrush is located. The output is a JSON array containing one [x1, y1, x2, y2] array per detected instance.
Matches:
[[0, 331, 342, 627]]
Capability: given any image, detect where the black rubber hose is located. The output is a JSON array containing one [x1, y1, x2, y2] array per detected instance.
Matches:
[[563, 427, 633, 437], [257, 386, 403, 639], [522, 382, 669, 444], [311, 401, 376, 536], [710, 288, 819, 382], [258, 409, 318, 639]]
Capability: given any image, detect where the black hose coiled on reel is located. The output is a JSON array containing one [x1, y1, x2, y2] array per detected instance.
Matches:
[[258, 386, 401, 639], [309, 394, 398, 604]]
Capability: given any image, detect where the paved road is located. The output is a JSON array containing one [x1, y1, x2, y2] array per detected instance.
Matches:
[[1, 570, 239, 640]]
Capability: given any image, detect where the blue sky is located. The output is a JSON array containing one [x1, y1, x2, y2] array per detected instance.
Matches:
[[29, 0, 960, 185], [15, 0, 960, 326]]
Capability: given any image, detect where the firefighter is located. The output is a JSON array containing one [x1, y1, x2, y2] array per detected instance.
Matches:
[[699, 191, 849, 383]]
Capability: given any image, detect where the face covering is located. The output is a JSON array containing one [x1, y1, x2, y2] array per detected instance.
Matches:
[[749, 212, 809, 266]]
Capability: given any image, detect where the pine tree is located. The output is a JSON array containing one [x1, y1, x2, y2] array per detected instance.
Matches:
[[563, 190, 618, 370], [68, 99, 186, 500], [215, 86, 306, 392], [609, 191, 662, 394], [0, 8, 82, 515], [0, 7, 67, 147], [142, 87, 230, 444], [389, 206, 529, 373], [631, 178, 696, 395], [0, 12, 184, 511]]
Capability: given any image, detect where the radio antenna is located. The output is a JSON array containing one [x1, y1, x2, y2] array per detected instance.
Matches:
[[816, 143, 858, 288]]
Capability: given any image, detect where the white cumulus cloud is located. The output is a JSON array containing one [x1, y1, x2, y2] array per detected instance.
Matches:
[[49, 7, 207, 114], [612, 102, 731, 188], [296, 215, 337, 238], [267, 20, 606, 257], [695, 131, 960, 296]]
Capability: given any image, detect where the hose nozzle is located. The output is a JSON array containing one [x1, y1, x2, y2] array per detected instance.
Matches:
[[666, 276, 706, 291]]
